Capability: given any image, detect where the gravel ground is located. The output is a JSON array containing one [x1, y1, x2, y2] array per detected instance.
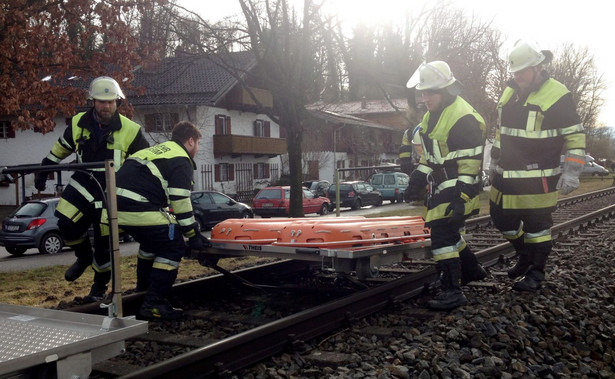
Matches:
[[237, 226, 615, 378]]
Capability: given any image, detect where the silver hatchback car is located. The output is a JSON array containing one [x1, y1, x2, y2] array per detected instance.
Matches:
[[0, 198, 64, 255]]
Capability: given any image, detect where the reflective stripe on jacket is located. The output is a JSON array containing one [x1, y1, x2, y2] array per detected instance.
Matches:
[[116, 140, 198, 238], [50, 109, 148, 222], [416, 96, 485, 225], [491, 77, 585, 214]]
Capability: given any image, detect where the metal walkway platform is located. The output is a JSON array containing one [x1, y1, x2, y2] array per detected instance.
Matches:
[[0, 303, 147, 378]]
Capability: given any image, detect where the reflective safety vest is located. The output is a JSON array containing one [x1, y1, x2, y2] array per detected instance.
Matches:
[[116, 140, 198, 238], [49, 110, 148, 225], [415, 97, 485, 225], [47, 111, 143, 173], [490, 78, 585, 214]]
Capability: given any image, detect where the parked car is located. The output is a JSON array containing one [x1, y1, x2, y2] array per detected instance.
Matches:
[[368, 172, 409, 203], [302, 180, 331, 197], [252, 186, 331, 217], [0, 198, 64, 255], [327, 181, 383, 210], [191, 191, 254, 230], [582, 161, 609, 176], [561, 154, 610, 177]]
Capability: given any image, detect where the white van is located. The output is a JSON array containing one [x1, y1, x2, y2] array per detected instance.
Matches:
[[561, 154, 609, 176]]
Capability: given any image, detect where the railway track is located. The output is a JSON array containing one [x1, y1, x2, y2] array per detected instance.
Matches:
[[81, 187, 615, 378]]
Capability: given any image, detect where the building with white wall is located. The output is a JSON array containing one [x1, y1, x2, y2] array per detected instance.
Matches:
[[0, 51, 285, 206]]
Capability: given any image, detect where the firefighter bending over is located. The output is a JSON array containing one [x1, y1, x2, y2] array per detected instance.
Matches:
[[115, 121, 208, 320]]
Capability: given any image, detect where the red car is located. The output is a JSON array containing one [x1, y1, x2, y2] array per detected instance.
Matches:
[[252, 186, 331, 217]]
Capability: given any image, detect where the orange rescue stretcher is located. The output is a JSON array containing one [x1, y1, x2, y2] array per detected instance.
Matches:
[[197, 216, 432, 279]]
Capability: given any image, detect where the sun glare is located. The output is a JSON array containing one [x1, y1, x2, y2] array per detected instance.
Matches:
[[325, 0, 412, 26]]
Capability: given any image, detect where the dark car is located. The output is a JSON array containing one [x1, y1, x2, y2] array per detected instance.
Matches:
[[252, 186, 331, 217], [0, 198, 64, 255], [327, 181, 383, 210], [191, 191, 254, 230], [302, 180, 331, 197]]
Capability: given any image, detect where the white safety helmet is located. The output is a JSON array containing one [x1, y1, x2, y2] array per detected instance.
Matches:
[[508, 40, 552, 73], [88, 76, 125, 101], [406, 61, 462, 96], [406, 61, 456, 90]]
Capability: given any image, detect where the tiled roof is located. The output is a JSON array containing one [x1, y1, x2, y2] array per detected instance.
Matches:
[[128, 51, 255, 106], [307, 98, 408, 115], [308, 109, 397, 131]]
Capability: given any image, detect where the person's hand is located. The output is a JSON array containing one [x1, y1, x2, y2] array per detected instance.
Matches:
[[187, 234, 210, 251], [488, 160, 501, 184], [404, 169, 427, 202], [34, 172, 47, 191], [403, 182, 421, 202], [445, 198, 466, 224], [557, 153, 585, 195]]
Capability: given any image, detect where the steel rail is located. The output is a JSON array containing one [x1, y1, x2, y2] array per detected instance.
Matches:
[[119, 193, 615, 378]]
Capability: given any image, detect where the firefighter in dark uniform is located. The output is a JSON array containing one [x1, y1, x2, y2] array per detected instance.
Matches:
[[490, 40, 585, 292], [34, 76, 149, 302], [405, 61, 487, 310], [115, 121, 208, 320]]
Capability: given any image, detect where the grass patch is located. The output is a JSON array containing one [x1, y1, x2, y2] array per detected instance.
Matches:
[[0, 256, 266, 307]]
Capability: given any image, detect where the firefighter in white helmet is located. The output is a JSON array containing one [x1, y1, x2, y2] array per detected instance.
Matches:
[[405, 61, 487, 310], [490, 40, 586, 292], [34, 76, 149, 302]]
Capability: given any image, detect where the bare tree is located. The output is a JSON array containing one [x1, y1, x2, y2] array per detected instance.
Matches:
[[550, 43, 606, 131], [230, 0, 334, 216]]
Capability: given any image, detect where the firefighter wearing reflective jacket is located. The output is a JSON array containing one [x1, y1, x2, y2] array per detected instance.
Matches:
[[489, 40, 586, 292], [405, 61, 487, 310], [34, 76, 149, 303], [115, 121, 208, 320]]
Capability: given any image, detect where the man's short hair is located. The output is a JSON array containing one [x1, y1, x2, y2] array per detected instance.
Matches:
[[172, 121, 201, 143]]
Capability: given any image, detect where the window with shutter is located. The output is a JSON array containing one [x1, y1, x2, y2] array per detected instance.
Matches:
[[254, 163, 268, 179], [215, 163, 235, 182], [254, 120, 265, 137], [215, 115, 231, 135], [0, 121, 15, 139], [144, 113, 179, 132]]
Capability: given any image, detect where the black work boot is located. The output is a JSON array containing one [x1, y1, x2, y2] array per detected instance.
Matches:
[[136, 258, 154, 292], [506, 237, 531, 279], [512, 269, 545, 292], [459, 247, 487, 285], [507, 250, 532, 279], [64, 240, 93, 281], [139, 295, 183, 320], [83, 283, 108, 303], [428, 258, 468, 310], [513, 245, 550, 292]]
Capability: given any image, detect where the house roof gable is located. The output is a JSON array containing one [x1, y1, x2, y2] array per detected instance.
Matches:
[[129, 51, 256, 106]]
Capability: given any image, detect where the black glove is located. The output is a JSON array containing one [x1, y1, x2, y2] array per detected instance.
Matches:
[[404, 169, 426, 202], [399, 158, 414, 176], [188, 233, 211, 251], [34, 172, 48, 191], [445, 198, 466, 224], [445, 181, 475, 224]]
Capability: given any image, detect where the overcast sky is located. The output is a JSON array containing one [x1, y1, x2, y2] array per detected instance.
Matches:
[[179, 0, 614, 128]]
